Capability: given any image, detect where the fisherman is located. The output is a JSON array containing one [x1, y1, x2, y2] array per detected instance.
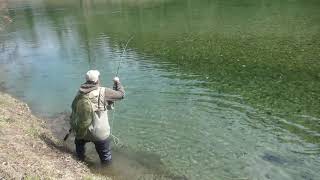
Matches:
[[70, 70, 125, 165]]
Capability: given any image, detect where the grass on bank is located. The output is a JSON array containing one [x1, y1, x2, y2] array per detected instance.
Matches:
[[0, 92, 109, 180]]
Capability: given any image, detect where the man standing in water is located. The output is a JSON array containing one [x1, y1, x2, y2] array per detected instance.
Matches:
[[70, 70, 125, 165]]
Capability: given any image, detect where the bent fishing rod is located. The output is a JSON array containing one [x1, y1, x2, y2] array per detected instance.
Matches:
[[116, 36, 134, 76], [109, 36, 134, 146], [64, 36, 134, 142]]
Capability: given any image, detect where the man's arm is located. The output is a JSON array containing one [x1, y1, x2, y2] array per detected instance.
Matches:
[[104, 77, 125, 101]]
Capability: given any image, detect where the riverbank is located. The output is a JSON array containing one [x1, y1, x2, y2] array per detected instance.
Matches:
[[0, 92, 109, 179]]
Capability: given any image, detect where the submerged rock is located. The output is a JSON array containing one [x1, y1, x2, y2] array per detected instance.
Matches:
[[261, 152, 288, 165]]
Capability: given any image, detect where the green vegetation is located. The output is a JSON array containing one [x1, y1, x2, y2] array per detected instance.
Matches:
[[34, 0, 320, 144], [70, 0, 320, 134], [42, 0, 320, 117]]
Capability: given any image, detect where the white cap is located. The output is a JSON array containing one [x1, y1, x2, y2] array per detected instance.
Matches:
[[85, 70, 100, 83]]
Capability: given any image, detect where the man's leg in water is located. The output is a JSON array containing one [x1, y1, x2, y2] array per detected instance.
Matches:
[[94, 138, 112, 165], [75, 138, 88, 161]]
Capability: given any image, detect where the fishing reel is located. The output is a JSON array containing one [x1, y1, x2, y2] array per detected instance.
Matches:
[[106, 101, 114, 110]]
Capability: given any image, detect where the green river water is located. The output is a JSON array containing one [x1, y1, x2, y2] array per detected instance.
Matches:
[[0, 0, 320, 179]]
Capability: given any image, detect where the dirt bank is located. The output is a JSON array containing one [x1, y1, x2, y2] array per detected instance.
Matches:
[[0, 92, 109, 179]]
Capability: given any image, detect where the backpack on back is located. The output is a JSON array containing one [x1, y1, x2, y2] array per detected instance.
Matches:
[[70, 93, 94, 139]]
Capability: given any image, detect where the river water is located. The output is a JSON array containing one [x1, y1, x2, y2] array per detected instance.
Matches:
[[0, 0, 320, 179]]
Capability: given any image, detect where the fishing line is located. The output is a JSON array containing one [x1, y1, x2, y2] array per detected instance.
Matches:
[[116, 36, 134, 76], [110, 36, 134, 146]]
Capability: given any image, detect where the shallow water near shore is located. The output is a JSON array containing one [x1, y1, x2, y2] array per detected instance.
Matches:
[[1, 0, 320, 179]]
